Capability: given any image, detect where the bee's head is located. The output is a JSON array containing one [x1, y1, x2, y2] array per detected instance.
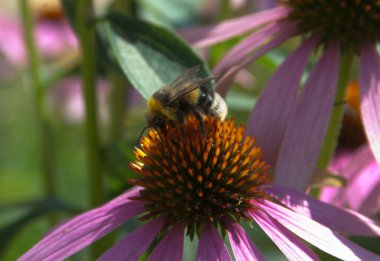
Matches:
[[147, 114, 167, 129]]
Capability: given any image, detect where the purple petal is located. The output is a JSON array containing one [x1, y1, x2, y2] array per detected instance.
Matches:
[[250, 210, 319, 261], [99, 218, 165, 261], [19, 187, 145, 261], [335, 146, 374, 180], [359, 43, 380, 163], [329, 149, 356, 173], [336, 145, 380, 211], [260, 199, 380, 260], [226, 221, 265, 261], [147, 223, 185, 261], [268, 185, 380, 236], [359, 178, 380, 217], [213, 22, 282, 75], [320, 145, 375, 205], [196, 221, 232, 261], [178, 6, 289, 48], [344, 160, 380, 212], [247, 35, 318, 164], [215, 21, 298, 97], [274, 43, 340, 191]]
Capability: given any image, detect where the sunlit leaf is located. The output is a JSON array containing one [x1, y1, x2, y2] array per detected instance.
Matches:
[[99, 13, 212, 100]]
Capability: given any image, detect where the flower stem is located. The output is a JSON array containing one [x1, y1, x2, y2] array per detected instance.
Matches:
[[20, 0, 56, 221], [77, 0, 107, 258], [76, 0, 103, 207], [317, 50, 354, 168], [109, 73, 127, 141]]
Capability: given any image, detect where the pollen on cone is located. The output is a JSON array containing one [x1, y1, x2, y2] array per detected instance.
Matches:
[[128, 116, 271, 233]]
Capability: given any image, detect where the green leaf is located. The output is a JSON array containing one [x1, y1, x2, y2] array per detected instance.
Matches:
[[99, 13, 212, 100]]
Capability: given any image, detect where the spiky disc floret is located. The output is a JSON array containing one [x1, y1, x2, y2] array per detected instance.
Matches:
[[282, 0, 380, 50], [129, 117, 271, 236]]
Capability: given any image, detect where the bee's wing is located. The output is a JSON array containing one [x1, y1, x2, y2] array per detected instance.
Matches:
[[168, 76, 215, 104], [169, 65, 201, 88]]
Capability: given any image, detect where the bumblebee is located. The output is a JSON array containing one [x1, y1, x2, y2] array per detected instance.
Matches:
[[146, 65, 227, 133]]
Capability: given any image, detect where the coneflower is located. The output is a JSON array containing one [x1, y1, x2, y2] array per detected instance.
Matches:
[[180, 1, 380, 192], [20, 117, 380, 260]]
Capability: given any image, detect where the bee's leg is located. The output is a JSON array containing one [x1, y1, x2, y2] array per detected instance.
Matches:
[[159, 126, 166, 138], [193, 109, 206, 135], [175, 112, 185, 136]]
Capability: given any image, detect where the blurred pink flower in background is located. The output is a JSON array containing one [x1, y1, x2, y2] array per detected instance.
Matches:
[[0, 4, 113, 126], [0, 13, 26, 65], [0, 11, 77, 66], [49, 78, 109, 125]]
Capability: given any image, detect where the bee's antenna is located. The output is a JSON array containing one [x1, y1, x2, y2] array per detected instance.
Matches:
[[136, 126, 150, 147]]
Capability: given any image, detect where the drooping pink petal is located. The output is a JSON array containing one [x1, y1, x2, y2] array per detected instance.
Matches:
[[250, 210, 318, 261], [274, 43, 340, 192], [215, 21, 298, 97], [359, 178, 380, 217], [261, 199, 380, 260], [213, 22, 282, 75], [196, 221, 232, 261], [329, 149, 358, 174], [344, 161, 380, 211], [334, 145, 374, 180], [147, 223, 185, 261], [98, 218, 165, 261], [268, 185, 380, 236], [359, 43, 380, 163], [238, 22, 298, 70], [19, 187, 145, 261], [320, 145, 375, 205], [226, 221, 265, 261], [246, 35, 318, 164], [178, 6, 289, 48]]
